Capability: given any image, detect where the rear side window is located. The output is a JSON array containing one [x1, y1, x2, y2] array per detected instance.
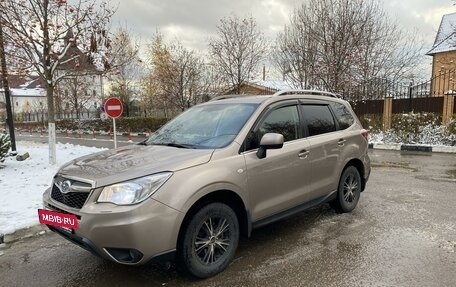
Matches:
[[302, 105, 336, 136], [330, 102, 354, 130]]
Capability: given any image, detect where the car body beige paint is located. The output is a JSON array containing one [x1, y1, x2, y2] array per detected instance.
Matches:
[[43, 93, 371, 265]]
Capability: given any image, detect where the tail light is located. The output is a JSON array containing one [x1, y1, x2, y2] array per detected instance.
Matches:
[[361, 129, 369, 141]]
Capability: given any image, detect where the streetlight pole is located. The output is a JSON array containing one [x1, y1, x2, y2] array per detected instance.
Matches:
[[0, 10, 17, 154]]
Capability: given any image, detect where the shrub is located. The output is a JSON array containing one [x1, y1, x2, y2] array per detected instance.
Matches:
[[448, 115, 456, 135], [370, 112, 456, 145], [359, 114, 382, 132], [390, 112, 441, 143], [55, 117, 169, 133]]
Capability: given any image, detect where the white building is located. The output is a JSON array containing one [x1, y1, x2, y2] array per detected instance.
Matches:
[[0, 75, 47, 122]]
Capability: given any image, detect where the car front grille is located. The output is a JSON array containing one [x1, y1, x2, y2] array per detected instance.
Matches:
[[46, 203, 82, 219], [50, 177, 92, 209]]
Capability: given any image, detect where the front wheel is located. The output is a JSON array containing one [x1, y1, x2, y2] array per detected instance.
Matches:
[[331, 166, 361, 213], [178, 203, 239, 278]]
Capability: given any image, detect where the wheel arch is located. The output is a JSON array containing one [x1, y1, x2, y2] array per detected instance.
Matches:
[[343, 158, 366, 191], [177, 190, 250, 250]]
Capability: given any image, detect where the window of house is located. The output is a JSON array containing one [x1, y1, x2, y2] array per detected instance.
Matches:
[[302, 105, 336, 136]]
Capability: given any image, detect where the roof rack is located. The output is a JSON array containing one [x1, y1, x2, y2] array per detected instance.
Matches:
[[209, 94, 250, 101], [273, 89, 340, 98]]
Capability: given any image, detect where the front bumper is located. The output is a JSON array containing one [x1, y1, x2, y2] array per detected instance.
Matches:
[[43, 188, 184, 265]]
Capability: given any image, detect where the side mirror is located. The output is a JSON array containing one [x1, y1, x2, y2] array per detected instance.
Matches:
[[256, 133, 284, 159]]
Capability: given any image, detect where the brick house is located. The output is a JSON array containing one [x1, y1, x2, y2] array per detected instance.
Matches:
[[427, 12, 456, 95]]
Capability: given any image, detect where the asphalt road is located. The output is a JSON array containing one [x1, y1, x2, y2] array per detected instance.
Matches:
[[0, 149, 455, 287]]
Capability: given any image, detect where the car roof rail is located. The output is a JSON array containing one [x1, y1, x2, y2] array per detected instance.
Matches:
[[273, 89, 340, 98], [209, 94, 257, 101]]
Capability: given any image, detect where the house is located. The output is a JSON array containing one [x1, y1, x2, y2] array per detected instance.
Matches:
[[0, 30, 105, 122], [427, 12, 456, 95], [223, 80, 294, 95], [0, 75, 47, 121], [54, 30, 103, 119]]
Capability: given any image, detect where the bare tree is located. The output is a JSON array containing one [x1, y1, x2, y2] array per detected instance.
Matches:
[[0, 0, 114, 163], [273, 13, 319, 89], [145, 34, 206, 112], [209, 15, 267, 94], [274, 0, 423, 99], [57, 76, 94, 118], [106, 26, 141, 117]]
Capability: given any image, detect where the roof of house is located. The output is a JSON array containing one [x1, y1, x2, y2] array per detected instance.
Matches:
[[250, 80, 294, 91], [222, 80, 294, 95], [0, 75, 46, 97], [56, 30, 100, 73], [427, 12, 456, 55], [3, 75, 45, 89], [9, 88, 46, 97]]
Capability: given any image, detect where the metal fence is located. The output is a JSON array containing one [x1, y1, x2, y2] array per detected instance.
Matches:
[[15, 109, 99, 122], [341, 70, 456, 101], [348, 70, 456, 118]]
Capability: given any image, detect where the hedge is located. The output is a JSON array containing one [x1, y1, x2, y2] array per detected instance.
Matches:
[[12, 117, 169, 133]]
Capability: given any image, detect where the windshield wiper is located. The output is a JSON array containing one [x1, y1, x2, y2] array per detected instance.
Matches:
[[153, 142, 195, 149]]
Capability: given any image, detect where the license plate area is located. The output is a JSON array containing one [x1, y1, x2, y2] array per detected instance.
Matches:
[[38, 209, 79, 230]]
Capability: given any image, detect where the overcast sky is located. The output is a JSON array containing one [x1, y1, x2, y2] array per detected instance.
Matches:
[[108, 0, 455, 78]]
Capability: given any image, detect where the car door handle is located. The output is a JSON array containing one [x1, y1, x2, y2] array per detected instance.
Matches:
[[338, 139, 346, 147], [298, 150, 310, 159]]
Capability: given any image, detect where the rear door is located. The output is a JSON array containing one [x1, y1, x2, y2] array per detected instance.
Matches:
[[301, 103, 343, 199], [243, 101, 312, 221]]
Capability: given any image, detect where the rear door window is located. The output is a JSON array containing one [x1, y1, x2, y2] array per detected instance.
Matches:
[[301, 105, 336, 137], [330, 102, 354, 130]]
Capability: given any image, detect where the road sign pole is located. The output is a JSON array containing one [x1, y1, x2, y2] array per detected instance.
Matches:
[[112, 117, 117, 149], [104, 97, 123, 150]]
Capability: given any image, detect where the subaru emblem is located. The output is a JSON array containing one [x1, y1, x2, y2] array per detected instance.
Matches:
[[61, 180, 72, 194]]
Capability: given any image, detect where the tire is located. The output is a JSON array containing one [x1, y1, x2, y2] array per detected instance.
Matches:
[[178, 203, 239, 278], [331, 166, 361, 213]]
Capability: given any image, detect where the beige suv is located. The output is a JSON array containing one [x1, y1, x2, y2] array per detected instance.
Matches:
[[42, 90, 370, 278]]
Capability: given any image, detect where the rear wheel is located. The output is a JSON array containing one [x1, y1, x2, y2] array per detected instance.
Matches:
[[331, 166, 361, 213], [178, 203, 239, 278]]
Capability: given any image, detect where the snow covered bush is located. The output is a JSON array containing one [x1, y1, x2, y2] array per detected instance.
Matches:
[[391, 112, 441, 142], [370, 112, 456, 145], [0, 133, 11, 163], [359, 114, 382, 132], [448, 116, 456, 135]]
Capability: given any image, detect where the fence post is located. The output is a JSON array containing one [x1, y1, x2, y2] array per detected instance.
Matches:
[[442, 94, 455, 126], [383, 96, 393, 131], [408, 82, 413, 112]]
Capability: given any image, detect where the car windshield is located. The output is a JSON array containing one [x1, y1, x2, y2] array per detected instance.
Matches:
[[145, 103, 259, 149]]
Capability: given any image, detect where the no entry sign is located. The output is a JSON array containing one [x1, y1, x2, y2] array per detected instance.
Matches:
[[104, 97, 123, 118]]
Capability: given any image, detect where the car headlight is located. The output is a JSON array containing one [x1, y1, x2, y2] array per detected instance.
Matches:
[[97, 172, 172, 205]]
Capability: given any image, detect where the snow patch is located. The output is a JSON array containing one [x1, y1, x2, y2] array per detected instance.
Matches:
[[0, 141, 106, 235]]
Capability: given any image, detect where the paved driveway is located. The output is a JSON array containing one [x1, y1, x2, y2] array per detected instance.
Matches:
[[0, 149, 455, 287]]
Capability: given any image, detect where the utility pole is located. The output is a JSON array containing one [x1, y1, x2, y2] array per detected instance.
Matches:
[[0, 10, 17, 154]]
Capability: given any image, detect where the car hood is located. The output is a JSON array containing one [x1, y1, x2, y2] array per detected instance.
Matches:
[[58, 144, 214, 187]]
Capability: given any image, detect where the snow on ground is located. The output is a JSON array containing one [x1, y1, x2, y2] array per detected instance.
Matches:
[[0, 141, 106, 235]]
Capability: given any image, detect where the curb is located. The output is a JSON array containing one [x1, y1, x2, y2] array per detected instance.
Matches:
[[2, 225, 49, 245], [369, 143, 456, 154]]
